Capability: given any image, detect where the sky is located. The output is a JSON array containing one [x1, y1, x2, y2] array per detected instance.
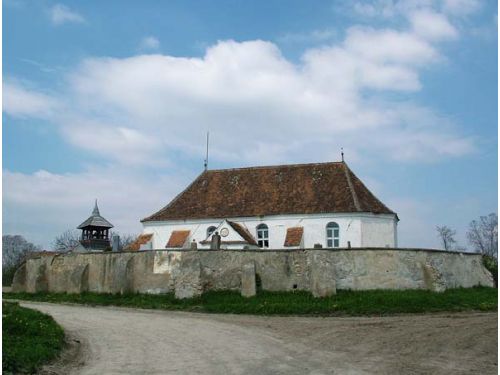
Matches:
[[3, 0, 498, 250]]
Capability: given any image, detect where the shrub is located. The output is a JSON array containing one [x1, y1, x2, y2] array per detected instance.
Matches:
[[2, 265, 19, 287], [482, 255, 498, 287]]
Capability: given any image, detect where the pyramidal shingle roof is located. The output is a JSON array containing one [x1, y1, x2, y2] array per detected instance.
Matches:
[[142, 161, 396, 222], [77, 201, 114, 229]]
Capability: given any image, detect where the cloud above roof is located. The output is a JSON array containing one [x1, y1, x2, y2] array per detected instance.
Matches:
[[4, 13, 475, 165], [2, 0, 489, 249]]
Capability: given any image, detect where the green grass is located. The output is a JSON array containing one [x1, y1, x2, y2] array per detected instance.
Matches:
[[3, 302, 65, 374], [3, 287, 497, 316]]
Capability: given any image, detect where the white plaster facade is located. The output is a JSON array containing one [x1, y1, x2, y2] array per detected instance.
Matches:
[[142, 212, 398, 250]]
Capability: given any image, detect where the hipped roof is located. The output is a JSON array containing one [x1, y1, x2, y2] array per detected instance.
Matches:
[[142, 161, 396, 222], [77, 201, 114, 229]]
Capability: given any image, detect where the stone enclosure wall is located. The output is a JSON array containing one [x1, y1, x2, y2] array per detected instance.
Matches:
[[12, 248, 494, 298]]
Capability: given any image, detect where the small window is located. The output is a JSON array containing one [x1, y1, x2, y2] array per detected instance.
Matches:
[[207, 226, 217, 238], [326, 222, 340, 248], [256, 223, 269, 248]]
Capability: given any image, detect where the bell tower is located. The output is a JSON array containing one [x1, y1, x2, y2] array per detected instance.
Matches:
[[77, 200, 114, 251]]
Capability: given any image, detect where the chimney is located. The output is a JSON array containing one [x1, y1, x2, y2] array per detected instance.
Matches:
[[112, 235, 120, 252]]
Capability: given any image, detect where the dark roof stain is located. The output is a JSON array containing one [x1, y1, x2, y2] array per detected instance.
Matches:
[[142, 162, 395, 222]]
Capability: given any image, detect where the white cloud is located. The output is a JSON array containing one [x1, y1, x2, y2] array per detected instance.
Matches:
[[3, 166, 191, 248], [64, 34, 471, 163], [50, 4, 85, 25], [4, 29, 474, 166], [3, 81, 60, 118], [351, 0, 481, 21], [139, 36, 160, 51], [343, 27, 439, 65], [60, 120, 165, 166], [351, 0, 436, 19], [410, 10, 458, 41], [4, 1, 486, 248], [385, 197, 439, 248]]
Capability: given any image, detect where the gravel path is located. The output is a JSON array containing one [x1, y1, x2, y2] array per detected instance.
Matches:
[[20, 302, 497, 375]]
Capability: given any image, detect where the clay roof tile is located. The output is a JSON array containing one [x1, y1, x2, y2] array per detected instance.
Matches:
[[125, 233, 153, 251], [142, 162, 396, 222], [166, 230, 190, 248], [284, 227, 304, 247]]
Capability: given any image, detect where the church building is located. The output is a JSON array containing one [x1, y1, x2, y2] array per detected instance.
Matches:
[[140, 161, 398, 250]]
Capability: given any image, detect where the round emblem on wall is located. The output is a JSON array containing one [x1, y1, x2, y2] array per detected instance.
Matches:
[[220, 228, 229, 237]]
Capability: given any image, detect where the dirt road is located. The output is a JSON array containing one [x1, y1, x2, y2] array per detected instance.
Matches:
[[20, 302, 497, 375]]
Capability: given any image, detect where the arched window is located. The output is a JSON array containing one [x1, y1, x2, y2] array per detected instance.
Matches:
[[256, 224, 269, 248], [207, 226, 217, 238], [326, 222, 340, 248]]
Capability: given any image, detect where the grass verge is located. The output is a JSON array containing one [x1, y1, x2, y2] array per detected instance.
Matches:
[[3, 301, 65, 374], [3, 287, 497, 316]]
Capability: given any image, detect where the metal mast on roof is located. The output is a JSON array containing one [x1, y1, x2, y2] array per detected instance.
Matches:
[[204, 132, 209, 171]]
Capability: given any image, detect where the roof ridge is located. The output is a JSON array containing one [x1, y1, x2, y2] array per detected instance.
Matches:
[[344, 165, 397, 218], [206, 161, 343, 173], [343, 162, 362, 212]]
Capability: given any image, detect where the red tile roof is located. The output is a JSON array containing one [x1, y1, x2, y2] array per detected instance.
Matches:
[[125, 234, 153, 251], [284, 227, 304, 247], [227, 221, 258, 246], [166, 230, 190, 248], [142, 162, 395, 222]]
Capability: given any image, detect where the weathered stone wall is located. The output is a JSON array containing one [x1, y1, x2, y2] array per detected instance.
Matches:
[[12, 248, 494, 298]]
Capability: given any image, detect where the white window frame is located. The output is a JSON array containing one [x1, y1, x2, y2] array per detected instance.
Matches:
[[326, 222, 340, 248], [256, 224, 269, 248]]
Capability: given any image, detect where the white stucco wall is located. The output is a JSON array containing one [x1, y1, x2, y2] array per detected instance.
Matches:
[[142, 212, 398, 250], [360, 216, 398, 248]]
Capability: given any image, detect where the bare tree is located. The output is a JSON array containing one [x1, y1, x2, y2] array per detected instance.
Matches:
[[467, 213, 498, 258], [119, 234, 137, 250], [3, 235, 40, 285], [110, 231, 138, 251], [436, 225, 456, 251], [53, 229, 80, 252], [3, 235, 40, 268]]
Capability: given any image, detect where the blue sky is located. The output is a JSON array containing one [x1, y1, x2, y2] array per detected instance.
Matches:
[[3, 0, 498, 249]]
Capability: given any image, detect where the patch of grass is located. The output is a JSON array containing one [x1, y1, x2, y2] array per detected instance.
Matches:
[[3, 287, 497, 316], [3, 302, 65, 374]]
